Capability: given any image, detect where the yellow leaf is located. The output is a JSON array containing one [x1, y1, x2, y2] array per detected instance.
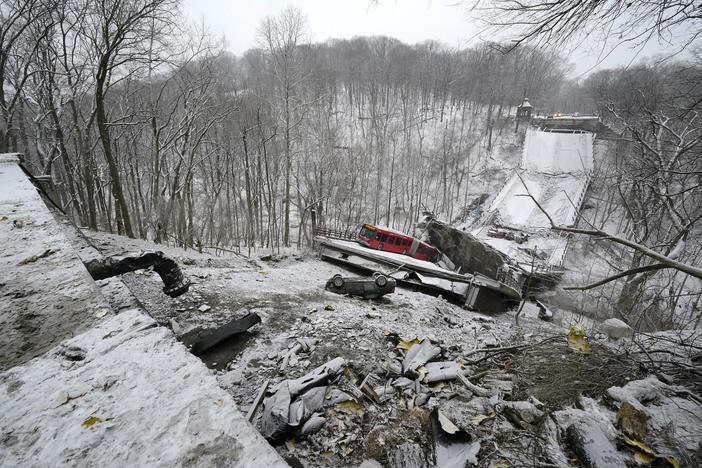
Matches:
[[324, 304, 335, 311], [214, 399, 223, 406], [491, 460, 511, 468], [471, 412, 496, 425], [567, 323, 590, 354], [666, 457, 679, 468], [437, 409, 459, 434], [634, 452, 653, 465], [397, 337, 421, 351], [81, 416, 101, 427], [285, 439, 295, 453], [624, 437, 657, 456], [0, 216, 7, 221], [417, 365, 426, 381], [336, 400, 364, 415]]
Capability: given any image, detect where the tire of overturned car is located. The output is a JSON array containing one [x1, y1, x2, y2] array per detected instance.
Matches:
[[374, 275, 388, 287]]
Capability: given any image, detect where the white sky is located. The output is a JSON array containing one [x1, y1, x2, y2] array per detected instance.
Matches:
[[182, 0, 691, 79]]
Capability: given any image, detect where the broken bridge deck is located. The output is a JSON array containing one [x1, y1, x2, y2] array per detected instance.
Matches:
[[315, 236, 521, 311]]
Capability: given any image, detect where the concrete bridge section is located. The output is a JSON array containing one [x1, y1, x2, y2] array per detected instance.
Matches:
[[470, 127, 596, 275], [487, 128, 594, 231], [532, 116, 618, 139], [315, 236, 522, 312], [0, 154, 286, 467]]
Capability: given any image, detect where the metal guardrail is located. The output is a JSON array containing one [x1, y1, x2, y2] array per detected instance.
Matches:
[[314, 227, 357, 241]]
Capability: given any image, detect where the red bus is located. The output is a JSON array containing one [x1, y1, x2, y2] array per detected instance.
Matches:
[[357, 224, 438, 262]]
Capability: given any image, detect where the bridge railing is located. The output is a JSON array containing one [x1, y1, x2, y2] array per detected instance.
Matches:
[[314, 226, 357, 242]]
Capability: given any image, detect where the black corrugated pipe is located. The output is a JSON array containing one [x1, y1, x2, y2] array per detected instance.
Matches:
[[84, 251, 190, 297]]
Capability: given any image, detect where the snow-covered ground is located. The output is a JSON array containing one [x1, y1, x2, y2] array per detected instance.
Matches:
[[4, 152, 701, 467], [0, 155, 285, 467]]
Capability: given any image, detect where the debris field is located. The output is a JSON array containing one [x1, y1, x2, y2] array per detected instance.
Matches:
[[88, 231, 702, 467]]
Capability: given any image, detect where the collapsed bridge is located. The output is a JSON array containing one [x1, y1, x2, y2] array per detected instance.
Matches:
[[470, 128, 597, 275], [315, 127, 599, 312]]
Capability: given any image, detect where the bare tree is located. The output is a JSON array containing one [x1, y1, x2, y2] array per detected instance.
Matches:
[[82, 0, 178, 237], [0, 0, 55, 153], [472, 0, 702, 51], [257, 6, 309, 246]]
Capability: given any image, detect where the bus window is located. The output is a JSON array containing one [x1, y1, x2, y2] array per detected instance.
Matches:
[[395, 237, 401, 245], [402, 239, 408, 246], [376, 232, 382, 240], [389, 236, 395, 244], [359, 226, 375, 238], [381, 234, 388, 242]]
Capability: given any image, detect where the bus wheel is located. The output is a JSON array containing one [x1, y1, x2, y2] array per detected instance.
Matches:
[[374, 275, 388, 287], [332, 275, 345, 288], [402, 249, 407, 255], [377, 243, 383, 250]]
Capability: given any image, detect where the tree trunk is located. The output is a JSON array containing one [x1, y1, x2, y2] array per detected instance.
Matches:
[[95, 68, 134, 238]]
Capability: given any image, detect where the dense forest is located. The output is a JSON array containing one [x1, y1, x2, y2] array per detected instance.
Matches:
[[0, 0, 566, 250], [1, 0, 700, 269]]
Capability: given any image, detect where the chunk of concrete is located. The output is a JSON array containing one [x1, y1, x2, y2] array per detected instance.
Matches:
[[599, 318, 632, 339], [287, 357, 346, 396], [403, 340, 441, 377], [423, 361, 461, 383], [566, 421, 626, 468]]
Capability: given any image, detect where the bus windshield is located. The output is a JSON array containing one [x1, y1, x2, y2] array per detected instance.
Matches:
[[359, 226, 376, 238]]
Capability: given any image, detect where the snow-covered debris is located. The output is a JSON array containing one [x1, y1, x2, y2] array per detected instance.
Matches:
[[607, 376, 702, 453], [566, 420, 627, 468], [260, 357, 346, 440], [70, 228, 700, 467], [403, 340, 442, 377], [0, 308, 285, 467], [600, 318, 632, 339]]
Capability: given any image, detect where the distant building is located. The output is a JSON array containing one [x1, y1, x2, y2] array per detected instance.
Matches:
[[515, 98, 533, 132]]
